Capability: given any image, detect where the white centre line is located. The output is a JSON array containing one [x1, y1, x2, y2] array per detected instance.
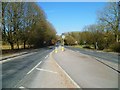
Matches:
[[27, 61, 42, 74], [45, 55, 49, 59], [36, 68, 58, 74]]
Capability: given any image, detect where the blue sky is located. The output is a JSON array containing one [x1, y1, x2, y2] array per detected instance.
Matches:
[[37, 2, 107, 35]]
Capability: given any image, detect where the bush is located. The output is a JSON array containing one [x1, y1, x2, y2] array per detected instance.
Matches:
[[83, 45, 91, 49], [109, 42, 120, 52]]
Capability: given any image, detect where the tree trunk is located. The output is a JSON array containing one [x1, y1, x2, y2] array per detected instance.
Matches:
[[116, 34, 119, 42], [17, 42, 19, 49], [16, 39, 19, 49], [10, 43, 14, 50], [24, 41, 26, 49], [115, 34, 119, 43]]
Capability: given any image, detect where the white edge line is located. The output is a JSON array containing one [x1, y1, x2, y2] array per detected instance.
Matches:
[[36, 68, 58, 74], [2, 52, 37, 63], [27, 61, 42, 74], [70, 49, 119, 72], [54, 60, 80, 88]]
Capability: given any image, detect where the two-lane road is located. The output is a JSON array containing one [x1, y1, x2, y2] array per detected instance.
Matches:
[[1, 46, 119, 88], [2, 48, 53, 88]]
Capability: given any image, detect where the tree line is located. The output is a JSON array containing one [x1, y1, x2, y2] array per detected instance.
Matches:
[[2, 2, 57, 50], [64, 2, 120, 52]]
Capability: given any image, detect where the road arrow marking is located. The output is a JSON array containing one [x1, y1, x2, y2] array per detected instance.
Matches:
[[36, 68, 58, 74], [27, 61, 42, 74], [19, 86, 25, 88], [76, 51, 79, 53], [45, 55, 49, 59]]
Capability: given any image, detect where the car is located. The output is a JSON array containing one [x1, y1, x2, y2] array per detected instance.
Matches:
[[48, 46, 54, 49]]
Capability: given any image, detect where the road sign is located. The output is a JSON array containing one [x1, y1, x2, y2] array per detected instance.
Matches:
[[62, 35, 65, 39], [75, 41, 78, 44]]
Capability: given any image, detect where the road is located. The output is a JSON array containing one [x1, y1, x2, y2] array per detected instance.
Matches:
[[1, 46, 119, 88], [2, 48, 52, 88], [53, 47, 118, 88], [66, 46, 119, 72], [66, 46, 119, 63]]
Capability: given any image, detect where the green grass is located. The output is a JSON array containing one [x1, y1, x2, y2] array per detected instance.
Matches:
[[2, 45, 11, 50], [2, 44, 30, 57], [2, 44, 29, 50], [73, 45, 83, 48], [72, 45, 95, 49]]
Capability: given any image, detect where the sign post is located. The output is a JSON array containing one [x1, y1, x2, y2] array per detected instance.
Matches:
[[62, 34, 65, 51]]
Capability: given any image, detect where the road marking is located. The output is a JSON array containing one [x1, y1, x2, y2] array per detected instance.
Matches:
[[70, 49, 119, 73], [44, 60, 52, 63], [36, 68, 58, 74], [45, 55, 49, 59], [76, 51, 79, 53], [94, 57, 120, 73], [19, 86, 25, 88], [27, 61, 42, 74], [55, 61, 80, 88], [51, 55, 80, 88], [2, 52, 37, 63]]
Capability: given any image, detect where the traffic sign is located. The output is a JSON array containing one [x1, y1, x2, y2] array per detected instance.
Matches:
[[62, 35, 65, 39]]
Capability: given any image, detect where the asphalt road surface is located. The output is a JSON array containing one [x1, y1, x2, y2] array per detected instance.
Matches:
[[66, 46, 119, 63], [2, 48, 52, 88], [66, 46, 119, 72], [1, 46, 119, 88], [53, 47, 118, 88]]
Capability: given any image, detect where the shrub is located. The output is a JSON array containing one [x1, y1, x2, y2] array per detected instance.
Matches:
[[83, 45, 91, 49], [109, 42, 120, 52]]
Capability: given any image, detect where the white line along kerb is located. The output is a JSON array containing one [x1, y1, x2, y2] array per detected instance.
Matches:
[[27, 61, 42, 74], [54, 61, 80, 88]]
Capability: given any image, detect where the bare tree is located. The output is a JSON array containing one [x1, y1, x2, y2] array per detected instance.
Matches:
[[97, 2, 119, 42]]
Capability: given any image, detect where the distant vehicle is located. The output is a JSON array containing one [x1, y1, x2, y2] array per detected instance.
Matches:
[[55, 43, 59, 47], [48, 46, 54, 49]]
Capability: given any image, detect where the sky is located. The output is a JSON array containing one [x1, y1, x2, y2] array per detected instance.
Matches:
[[37, 2, 107, 35]]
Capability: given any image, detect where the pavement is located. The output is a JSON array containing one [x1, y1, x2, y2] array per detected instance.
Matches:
[[1, 46, 119, 88]]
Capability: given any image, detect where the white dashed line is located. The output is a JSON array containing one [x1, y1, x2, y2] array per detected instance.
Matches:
[[36, 68, 58, 74], [27, 61, 42, 74]]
